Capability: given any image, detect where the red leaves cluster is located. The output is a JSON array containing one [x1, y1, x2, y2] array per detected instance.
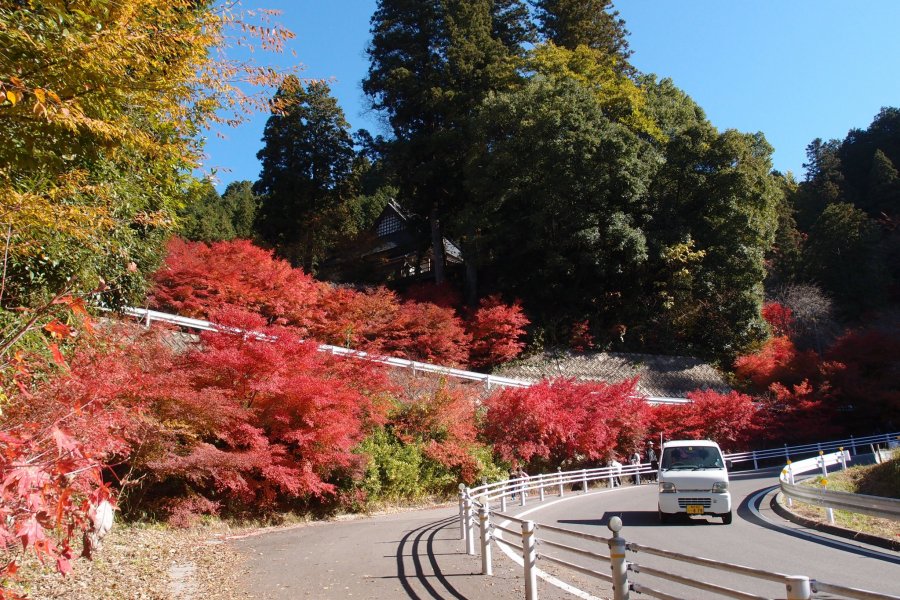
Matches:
[[151, 239, 528, 368], [482, 378, 650, 469], [390, 376, 481, 482], [761, 301, 795, 337], [151, 238, 322, 332], [467, 296, 529, 368], [650, 390, 758, 452]]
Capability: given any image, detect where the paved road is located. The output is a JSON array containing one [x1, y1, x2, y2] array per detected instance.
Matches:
[[233, 468, 900, 599], [232, 506, 575, 599], [499, 467, 900, 599]]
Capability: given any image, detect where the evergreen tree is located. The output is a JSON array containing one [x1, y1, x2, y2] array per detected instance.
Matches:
[[364, 0, 531, 288], [222, 181, 259, 239], [180, 180, 236, 243], [254, 79, 357, 272], [533, 0, 632, 70]]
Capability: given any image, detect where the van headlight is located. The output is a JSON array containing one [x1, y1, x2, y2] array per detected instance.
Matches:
[[712, 481, 728, 493], [659, 482, 676, 493]]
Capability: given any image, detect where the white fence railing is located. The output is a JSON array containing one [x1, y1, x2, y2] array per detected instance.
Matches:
[[458, 433, 900, 600], [724, 432, 900, 469], [121, 306, 691, 403], [780, 450, 900, 523]]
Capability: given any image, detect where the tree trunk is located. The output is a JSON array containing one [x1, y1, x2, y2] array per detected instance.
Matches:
[[430, 204, 446, 284]]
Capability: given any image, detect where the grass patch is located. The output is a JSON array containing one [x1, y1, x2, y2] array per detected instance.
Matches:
[[790, 455, 900, 540]]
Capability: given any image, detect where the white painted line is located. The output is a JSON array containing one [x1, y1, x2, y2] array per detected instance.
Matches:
[[495, 486, 646, 599], [747, 486, 898, 560]]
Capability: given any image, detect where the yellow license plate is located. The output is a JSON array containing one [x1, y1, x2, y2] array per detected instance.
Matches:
[[686, 505, 705, 515]]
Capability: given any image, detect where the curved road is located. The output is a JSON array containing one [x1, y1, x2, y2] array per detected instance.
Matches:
[[234, 468, 900, 599], [500, 467, 900, 598]]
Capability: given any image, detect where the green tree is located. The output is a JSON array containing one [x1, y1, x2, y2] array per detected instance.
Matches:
[[254, 79, 357, 272], [180, 180, 235, 243], [640, 78, 779, 359], [804, 203, 885, 318], [222, 180, 259, 239], [468, 76, 655, 331], [533, 0, 632, 70], [363, 0, 532, 288]]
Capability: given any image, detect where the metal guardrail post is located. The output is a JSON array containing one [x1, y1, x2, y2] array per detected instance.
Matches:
[[839, 447, 847, 471], [458, 484, 466, 540], [786, 461, 794, 508], [582, 469, 588, 494], [752, 451, 758, 470], [501, 489, 507, 512], [608, 469, 615, 489], [785, 575, 811, 599], [539, 473, 546, 502], [479, 505, 492, 576], [607, 517, 629, 600], [465, 495, 475, 555], [821, 479, 835, 524], [784, 443, 789, 460], [520, 478, 527, 507], [818, 451, 828, 478], [522, 520, 538, 600], [850, 435, 856, 455], [558, 468, 564, 498]]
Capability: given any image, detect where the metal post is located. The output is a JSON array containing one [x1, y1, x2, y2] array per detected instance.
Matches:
[[145, 310, 152, 328], [582, 469, 588, 494], [607, 517, 630, 600], [850, 435, 856, 455], [522, 520, 538, 600], [539, 473, 546, 502], [784, 443, 789, 460], [819, 451, 828, 478], [786, 461, 794, 508], [479, 505, 493, 576], [500, 492, 507, 513], [608, 468, 615, 489], [558, 468, 564, 498], [821, 478, 835, 524], [520, 477, 527, 507], [839, 447, 847, 471], [785, 575, 811, 599], [458, 484, 467, 540], [752, 451, 758, 470], [465, 496, 475, 555]]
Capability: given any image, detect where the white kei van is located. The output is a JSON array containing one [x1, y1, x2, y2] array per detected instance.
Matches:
[[657, 439, 732, 524]]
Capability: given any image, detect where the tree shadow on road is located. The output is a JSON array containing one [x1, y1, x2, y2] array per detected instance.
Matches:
[[393, 515, 471, 599]]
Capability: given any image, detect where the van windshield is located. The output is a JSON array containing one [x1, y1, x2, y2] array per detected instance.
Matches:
[[661, 446, 724, 470]]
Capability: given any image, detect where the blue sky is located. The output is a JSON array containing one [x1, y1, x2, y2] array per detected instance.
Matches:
[[201, 1, 900, 190]]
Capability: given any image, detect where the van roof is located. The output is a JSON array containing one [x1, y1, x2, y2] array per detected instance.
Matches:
[[662, 439, 721, 449]]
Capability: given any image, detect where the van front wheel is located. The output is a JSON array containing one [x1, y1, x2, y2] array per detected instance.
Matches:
[[721, 511, 732, 525]]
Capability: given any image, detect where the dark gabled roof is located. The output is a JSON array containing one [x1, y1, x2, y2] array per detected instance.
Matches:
[[494, 349, 730, 399]]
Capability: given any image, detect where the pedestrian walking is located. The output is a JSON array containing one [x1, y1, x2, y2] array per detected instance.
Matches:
[[646, 440, 658, 482]]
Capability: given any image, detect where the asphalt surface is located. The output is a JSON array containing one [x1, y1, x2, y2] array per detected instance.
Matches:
[[232, 505, 576, 599], [233, 468, 900, 599]]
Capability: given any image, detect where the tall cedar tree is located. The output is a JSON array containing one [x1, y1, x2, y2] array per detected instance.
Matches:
[[534, 0, 632, 71], [255, 79, 357, 272], [363, 0, 532, 291]]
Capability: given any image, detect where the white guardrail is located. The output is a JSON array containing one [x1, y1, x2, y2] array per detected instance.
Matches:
[[457, 433, 900, 600], [780, 448, 900, 523], [122, 306, 690, 403]]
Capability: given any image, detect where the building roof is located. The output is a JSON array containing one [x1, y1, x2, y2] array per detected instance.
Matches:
[[493, 349, 730, 399]]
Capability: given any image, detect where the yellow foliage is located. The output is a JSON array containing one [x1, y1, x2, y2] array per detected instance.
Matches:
[[528, 43, 663, 140]]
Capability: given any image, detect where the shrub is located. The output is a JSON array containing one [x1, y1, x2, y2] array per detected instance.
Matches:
[[467, 296, 529, 368]]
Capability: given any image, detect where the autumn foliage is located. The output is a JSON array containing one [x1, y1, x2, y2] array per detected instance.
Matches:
[[482, 378, 650, 469], [650, 390, 759, 451], [151, 239, 527, 368]]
